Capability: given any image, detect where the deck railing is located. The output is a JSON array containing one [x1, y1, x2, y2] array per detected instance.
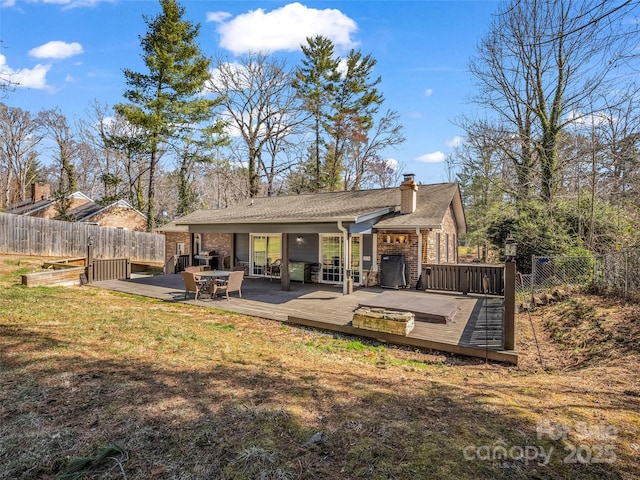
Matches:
[[90, 258, 131, 282], [422, 263, 504, 295]]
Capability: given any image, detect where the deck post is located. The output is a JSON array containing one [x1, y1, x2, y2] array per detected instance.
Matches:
[[460, 266, 469, 295], [504, 260, 516, 350], [281, 233, 290, 291]]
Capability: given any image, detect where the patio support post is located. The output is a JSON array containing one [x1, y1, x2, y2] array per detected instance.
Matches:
[[189, 233, 195, 268], [504, 260, 516, 350], [337, 221, 352, 294], [230, 233, 236, 269], [281, 233, 290, 291], [372, 233, 378, 276]]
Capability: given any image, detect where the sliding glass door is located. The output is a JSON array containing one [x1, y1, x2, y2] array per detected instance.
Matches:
[[319, 234, 361, 285], [250, 234, 281, 277]]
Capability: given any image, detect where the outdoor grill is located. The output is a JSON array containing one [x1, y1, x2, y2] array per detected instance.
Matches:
[[379, 254, 409, 289]]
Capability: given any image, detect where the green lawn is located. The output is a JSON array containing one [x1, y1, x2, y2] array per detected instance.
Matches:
[[1, 255, 638, 479]]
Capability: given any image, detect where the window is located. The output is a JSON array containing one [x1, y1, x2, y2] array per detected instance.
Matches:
[[445, 233, 450, 262]]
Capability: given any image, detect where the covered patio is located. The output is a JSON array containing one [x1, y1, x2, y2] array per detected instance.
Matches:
[[94, 274, 517, 364]]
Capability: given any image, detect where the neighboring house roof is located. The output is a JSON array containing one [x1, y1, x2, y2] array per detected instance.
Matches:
[[6, 191, 92, 217], [67, 199, 146, 223], [175, 182, 466, 233], [6, 192, 146, 224], [6, 198, 51, 215]]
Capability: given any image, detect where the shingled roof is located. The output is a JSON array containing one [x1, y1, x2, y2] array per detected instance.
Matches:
[[175, 182, 465, 233]]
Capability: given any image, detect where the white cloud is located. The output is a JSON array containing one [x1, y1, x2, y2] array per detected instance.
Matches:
[[0, 54, 51, 89], [567, 109, 613, 127], [336, 57, 348, 76], [2, 0, 17, 7], [424, 88, 433, 97], [29, 41, 84, 60], [25, 0, 112, 7], [385, 158, 399, 169], [206, 11, 232, 23], [207, 62, 245, 90], [446, 136, 463, 148], [416, 151, 446, 163], [216, 2, 358, 55]]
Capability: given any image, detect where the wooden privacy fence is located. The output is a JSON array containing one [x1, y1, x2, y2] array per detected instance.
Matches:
[[422, 263, 504, 295], [0, 212, 164, 264]]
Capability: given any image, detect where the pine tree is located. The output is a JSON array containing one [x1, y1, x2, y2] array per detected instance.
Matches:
[[293, 36, 340, 192], [115, 0, 217, 231], [328, 49, 383, 191]]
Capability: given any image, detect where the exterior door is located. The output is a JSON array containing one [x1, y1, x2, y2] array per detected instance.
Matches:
[[319, 234, 362, 285], [250, 234, 281, 277]]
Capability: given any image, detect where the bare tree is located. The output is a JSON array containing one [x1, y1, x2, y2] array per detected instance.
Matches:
[[209, 52, 306, 197], [38, 108, 78, 195], [0, 42, 19, 97], [76, 102, 125, 202], [342, 109, 405, 190], [468, 0, 639, 204], [0, 104, 44, 207]]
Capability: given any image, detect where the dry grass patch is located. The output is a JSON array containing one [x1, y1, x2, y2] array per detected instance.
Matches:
[[0, 256, 638, 479]]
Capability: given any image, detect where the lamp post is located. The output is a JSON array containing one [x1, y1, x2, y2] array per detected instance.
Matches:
[[86, 235, 94, 284], [504, 235, 517, 262]]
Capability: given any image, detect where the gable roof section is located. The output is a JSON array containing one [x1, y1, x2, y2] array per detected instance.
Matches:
[[6, 198, 51, 215], [375, 183, 466, 233], [5, 191, 93, 217], [176, 182, 465, 232]]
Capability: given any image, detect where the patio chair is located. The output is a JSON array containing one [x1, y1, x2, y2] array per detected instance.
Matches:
[[181, 271, 208, 300], [211, 270, 244, 300], [266, 259, 281, 281], [234, 257, 250, 275]]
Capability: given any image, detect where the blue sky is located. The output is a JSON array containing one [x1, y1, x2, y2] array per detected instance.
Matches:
[[0, 0, 499, 184]]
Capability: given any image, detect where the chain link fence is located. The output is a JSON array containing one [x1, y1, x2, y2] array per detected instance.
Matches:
[[517, 250, 640, 306], [593, 249, 640, 299]]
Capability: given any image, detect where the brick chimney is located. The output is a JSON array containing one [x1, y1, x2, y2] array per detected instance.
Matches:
[[31, 182, 50, 203], [400, 173, 417, 214]]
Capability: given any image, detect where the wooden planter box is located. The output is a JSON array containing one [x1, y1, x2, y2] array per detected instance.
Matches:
[[352, 307, 415, 336]]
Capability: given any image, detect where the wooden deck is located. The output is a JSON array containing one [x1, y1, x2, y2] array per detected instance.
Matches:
[[93, 274, 517, 364]]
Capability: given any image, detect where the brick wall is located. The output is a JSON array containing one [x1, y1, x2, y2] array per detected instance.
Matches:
[[163, 232, 234, 272], [377, 230, 420, 287], [88, 206, 147, 231], [164, 232, 190, 271], [376, 206, 459, 287], [425, 206, 458, 264], [201, 233, 233, 268]]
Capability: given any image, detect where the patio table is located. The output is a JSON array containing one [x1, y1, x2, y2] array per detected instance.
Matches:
[[197, 270, 232, 294], [198, 270, 232, 279]]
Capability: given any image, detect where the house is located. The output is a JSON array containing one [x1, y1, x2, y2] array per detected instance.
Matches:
[[162, 174, 466, 293], [5, 182, 147, 231]]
